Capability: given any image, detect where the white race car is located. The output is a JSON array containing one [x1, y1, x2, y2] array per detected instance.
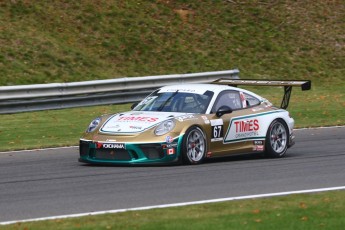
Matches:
[[79, 79, 311, 165]]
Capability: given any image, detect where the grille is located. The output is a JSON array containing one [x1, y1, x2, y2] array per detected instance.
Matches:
[[79, 141, 90, 157], [94, 149, 131, 161], [139, 144, 164, 160]]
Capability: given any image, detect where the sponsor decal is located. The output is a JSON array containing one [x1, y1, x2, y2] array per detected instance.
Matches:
[[234, 119, 259, 132], [106, 139, 117, 142], [164, 143, 178, 148], [129, 125, 142, 130], [253, 140, 264, 145], [207, 152, 212, 158], [167, 148, 175, 155], [162, 143, 178, 149], [201, 116, 210, 124], [117, 116, 158, 122], [107, 125, 120, 129], [253, 145, 264, 151], [130, 112, 143, 115], [159, 88, 207, 94], [96, 142, 125, 149], [233, 119, 259, 139], [165, 136, 174, 143], [210, 119, 223, 126], [105, 124, 121, 132], [224, 110, 285, 143], [211, 136, 223, 142], [176, 114, 196, 122]]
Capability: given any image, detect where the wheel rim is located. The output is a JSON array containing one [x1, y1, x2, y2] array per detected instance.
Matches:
[[270, 122, 287, 153], [186, 129, 205, 162]]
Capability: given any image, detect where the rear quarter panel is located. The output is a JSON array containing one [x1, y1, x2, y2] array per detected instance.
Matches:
[[205, 106, 292, 157]]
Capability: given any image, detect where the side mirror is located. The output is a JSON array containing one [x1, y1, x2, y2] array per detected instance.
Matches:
[[216, 105, 232, 117], [131, 102, 139, 110]]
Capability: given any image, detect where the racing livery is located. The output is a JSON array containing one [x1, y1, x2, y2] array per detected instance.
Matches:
[[79, 79, 311, 165]]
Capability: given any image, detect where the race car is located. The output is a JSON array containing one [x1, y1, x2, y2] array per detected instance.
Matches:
[[79, 78, 311, 165]]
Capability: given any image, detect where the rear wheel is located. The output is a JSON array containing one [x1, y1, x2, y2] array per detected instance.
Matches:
[[265, 119, 288, 158], [182, 127, 206, 164]]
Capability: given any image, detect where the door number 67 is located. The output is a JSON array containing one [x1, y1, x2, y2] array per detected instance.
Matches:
[[212, 125, 223, 138]]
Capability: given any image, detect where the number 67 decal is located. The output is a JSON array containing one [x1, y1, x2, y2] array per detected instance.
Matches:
[[210, 119, 224, 142]]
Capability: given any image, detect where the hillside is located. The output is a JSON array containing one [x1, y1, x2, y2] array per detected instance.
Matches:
[[0, 0, 344, 86]]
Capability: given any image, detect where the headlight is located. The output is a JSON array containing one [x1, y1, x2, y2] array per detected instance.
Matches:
[[86, 117, 101, 133], [154, 120, 175, 136]]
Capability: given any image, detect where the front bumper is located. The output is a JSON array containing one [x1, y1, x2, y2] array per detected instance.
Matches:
[[79, 137, 183, 165]]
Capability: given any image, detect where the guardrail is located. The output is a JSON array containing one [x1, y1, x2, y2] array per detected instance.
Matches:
[[0, 69, 239, 114]]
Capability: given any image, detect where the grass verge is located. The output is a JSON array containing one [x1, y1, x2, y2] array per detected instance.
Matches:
[[1, 1, 344, 86], [1, 190, 344, 230], [0, 104, 130, 151]]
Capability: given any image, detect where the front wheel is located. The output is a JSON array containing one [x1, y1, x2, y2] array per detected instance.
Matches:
[[265, 119, 289, 158], [182, 126, 207, 164]]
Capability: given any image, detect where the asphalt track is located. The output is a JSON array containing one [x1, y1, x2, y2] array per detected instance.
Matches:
[[0, 127, 344, 223]]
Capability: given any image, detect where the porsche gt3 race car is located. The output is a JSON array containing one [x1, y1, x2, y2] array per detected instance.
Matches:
[[79, 79, 311, 165]]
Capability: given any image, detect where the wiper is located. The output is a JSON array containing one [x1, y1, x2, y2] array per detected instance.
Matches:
[[157, 90, 179, 111]]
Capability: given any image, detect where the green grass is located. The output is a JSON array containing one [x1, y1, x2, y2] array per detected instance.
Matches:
[[1, 190, 344, 230], [0, 104, 131, 151], [0, 1, 344, 85]]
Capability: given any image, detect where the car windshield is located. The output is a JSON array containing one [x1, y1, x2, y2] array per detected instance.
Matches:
[[133, 90, 214, 113]]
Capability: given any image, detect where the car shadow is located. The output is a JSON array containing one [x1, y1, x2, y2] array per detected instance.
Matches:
[[204, 152, 264, 164], [78, 152, 297, 167]]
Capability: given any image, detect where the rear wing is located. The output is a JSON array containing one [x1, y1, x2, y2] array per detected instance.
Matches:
[[212, 78, 311, 109]]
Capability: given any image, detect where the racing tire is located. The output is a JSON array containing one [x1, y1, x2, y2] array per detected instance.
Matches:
[[182, 126, 207, 164], [265, 119, 289, 158]]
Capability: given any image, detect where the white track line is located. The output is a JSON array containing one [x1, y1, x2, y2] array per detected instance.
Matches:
[[294, 125, 345, 131], [1, 186, 345, 226], [0, 146, 78, 154]]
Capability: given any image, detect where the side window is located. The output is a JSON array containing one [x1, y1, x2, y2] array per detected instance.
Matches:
[[173, 94, 208, 113], [212, 91, 242, 113], [182, 96, 197, 112], [244, 93, 261, 107]]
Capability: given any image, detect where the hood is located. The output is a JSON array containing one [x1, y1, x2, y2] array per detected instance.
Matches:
[[100, 111, 187, 134]]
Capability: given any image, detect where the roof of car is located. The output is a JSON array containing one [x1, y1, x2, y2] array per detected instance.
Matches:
[[159, 83, 263, 100], [159, 83, 237, 93]]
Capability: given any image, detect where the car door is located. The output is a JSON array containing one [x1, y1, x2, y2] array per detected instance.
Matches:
[[208, 90, 246, 157]]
